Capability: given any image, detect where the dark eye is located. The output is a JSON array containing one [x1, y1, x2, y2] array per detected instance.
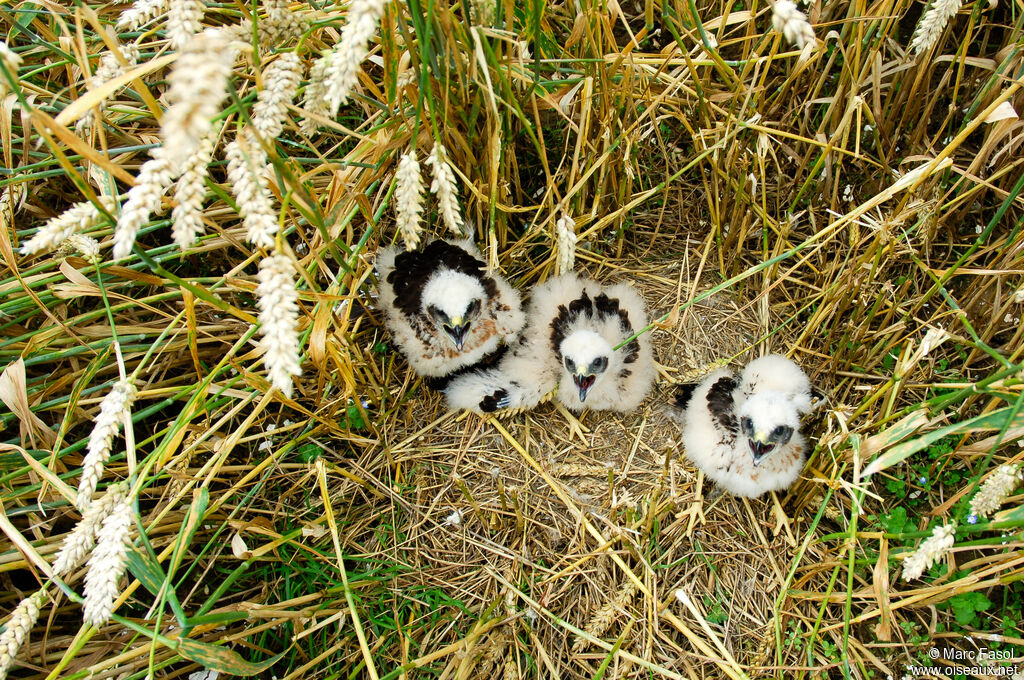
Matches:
[[741, 417, 753, 433], [466, 299, 481, 317], [565, 357, 576, 373], [772, 426, 785, 437], [428, 305, 447, 323], [591, 356, 608, 372]]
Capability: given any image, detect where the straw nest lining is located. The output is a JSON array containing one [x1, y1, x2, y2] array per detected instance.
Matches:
[[349, 220, 832, 675]]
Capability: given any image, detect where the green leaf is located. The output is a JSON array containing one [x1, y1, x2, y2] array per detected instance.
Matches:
[[125, 546, 168, 600], [125, 545, 187, 628], [862, 405, 1024, 478], [176, 638, 285, 676], [883, 507, 913, 534], [993, 502, 1024, 523], [948, 592, 991, 626]]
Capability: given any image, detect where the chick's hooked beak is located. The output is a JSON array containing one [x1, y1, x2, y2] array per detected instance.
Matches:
[[573, 368, 596, 403], [442, 316, 471, 351], [748, 431, 775, 467]]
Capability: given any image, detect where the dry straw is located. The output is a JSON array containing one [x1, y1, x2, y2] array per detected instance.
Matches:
[[771, 0, 816, 49], [171, 131, 217, 250], [425, 143, 466, 236], [160, 28, 237, 170], [0, 590, 45, 680], [54, 483, 128, 576], [573, 579, 638, 650], [226, 131, 278, 248], [83, 494, 135, 627], [113, 149, 175, 259], [555, 213, 577, 274], [0, 41, 21, 99], [901, 522, 956, 581], [395, 151, 425, 249], [968, 463, 1021, 520], [910, 0, 962, 54], [76, 379, 137, 511], [76, 43, 140, 133], [256, 252, 302, 398], [117, 0, 169, 31], [19, 197, 112, 256]]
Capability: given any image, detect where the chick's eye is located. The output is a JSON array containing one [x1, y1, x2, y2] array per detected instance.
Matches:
[[565, 358, 576, 372], [772, 426, 785, 437], [467, 300, 481, 316], [591, 357, 608, 372], [741, 417, 753, 432]]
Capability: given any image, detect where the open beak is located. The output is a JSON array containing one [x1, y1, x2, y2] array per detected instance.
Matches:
[[573, 370, 596, 403], [445, 317, 470, 351], [749, 432, 775, 467]]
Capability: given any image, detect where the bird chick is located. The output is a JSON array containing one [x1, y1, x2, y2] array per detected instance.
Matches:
[[672, 354, 814, 498], [445, 273, 655, 414], [375, 239, 525, 383]]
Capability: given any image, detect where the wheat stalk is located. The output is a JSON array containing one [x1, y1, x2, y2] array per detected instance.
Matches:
[[901, 522, 956, 581], [76, 380, 137, 511], [256, 251, 302, 397], [910, 0, 963, 55], [82, 494, 135, 627], [395, 150, 425, 249], [771, 0, 816, 49], [0, 590, 45, 680], [54, 483, 128, 576], [425, 143, 467, 236]]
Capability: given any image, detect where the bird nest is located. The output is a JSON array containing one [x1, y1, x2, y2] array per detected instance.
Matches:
[[351, 223, 832, 677]]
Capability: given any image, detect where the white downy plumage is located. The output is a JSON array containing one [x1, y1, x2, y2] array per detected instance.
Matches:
[[375, 239, 524, 381], [672, 354, 815, 498], [445, 273, 655, 414]]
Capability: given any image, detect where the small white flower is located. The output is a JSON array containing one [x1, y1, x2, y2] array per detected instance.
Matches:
[[167, 0, 205, 49], [171, 131, 217, 250], [252, 53, 303, 141], [63, 234, 101, 261], [117, 0, 169, 31]]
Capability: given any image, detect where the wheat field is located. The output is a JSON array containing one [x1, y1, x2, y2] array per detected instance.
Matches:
[[0, 0, 1023, 678]]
